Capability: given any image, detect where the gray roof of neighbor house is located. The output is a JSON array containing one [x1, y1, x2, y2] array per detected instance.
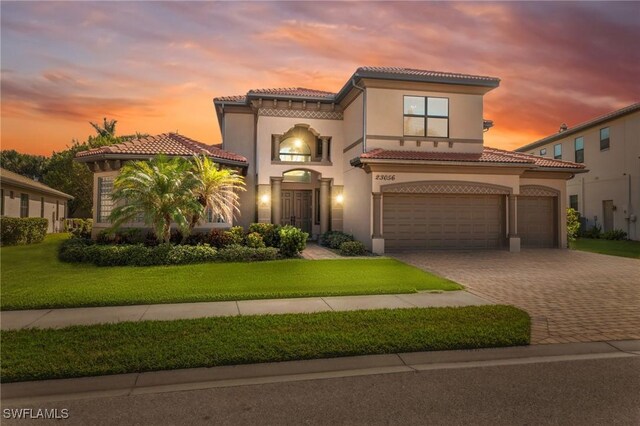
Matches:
[[214, 66, 501, 105], [516, 102, 640, 152], [75, 133, 248, 167], [0, 168, 73, 199]]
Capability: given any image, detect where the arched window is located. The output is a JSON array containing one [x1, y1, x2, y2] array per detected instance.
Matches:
[[279, 137, 311, 162]]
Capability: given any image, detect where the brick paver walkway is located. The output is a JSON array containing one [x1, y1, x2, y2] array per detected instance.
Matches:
[[301, 243, 342, 259], [392, 250, 640, 344]]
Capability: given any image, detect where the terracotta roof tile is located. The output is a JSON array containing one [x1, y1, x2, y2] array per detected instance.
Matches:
[[213, 94, 246, 103], [357, 66, 500, 83], [358, 147, 585, 169], [248, 87, 335, 99], [75, 133, 247, 165]]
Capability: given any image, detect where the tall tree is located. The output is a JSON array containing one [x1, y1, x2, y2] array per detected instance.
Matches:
[[109, 156, 201, 243], [189, 155, 245, 231], [0, 150, 48, 181], [90, 117, 117, 138]]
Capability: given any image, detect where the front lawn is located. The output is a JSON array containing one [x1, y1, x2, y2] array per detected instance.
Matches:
[[1, 234, 461, 310], [0, 305, 530, 382], [570, 238, 640, 259]]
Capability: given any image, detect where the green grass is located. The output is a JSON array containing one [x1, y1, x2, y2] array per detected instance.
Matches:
[[0, 234, 461, 310], [0, 305, 530, 382], [570, 238, 640, 259]]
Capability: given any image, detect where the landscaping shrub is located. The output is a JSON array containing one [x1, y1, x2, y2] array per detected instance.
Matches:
[[320, 230, 354, 249], [339, 241, 367, 256], [248, 223, 281, 247], [582, 224, 602, 239], [602, 229, 627, 240], [215, 245, 278, 262], [279, 225, 308, 257], [225, 226, 245, 245], [96, 228, 146, 245], [0, 217, 48, 246], [64, 219, 93, 239], [566, 208, 580, 243], [183, 232, 209, 246], [59, 241, 218, 266], [207, 228, 234, 249], [245, 232, 266, 249]]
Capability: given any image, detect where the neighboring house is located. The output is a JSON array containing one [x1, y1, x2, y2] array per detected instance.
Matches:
[[75, 133, 248, 237], [214, 66, 585, 253], [0, 167, 73, 233], [516, 103, 640, 240]]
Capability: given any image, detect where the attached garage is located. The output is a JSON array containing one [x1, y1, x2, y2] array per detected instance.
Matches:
[[383, 193, 505, 251], [518, 195, 558, 248]]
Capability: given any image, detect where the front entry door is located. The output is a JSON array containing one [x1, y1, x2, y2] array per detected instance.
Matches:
[[602, 200, 614, 232], [282, 190, 312, 233]]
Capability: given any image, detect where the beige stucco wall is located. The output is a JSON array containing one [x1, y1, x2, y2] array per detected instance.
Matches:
[[343, 92, 364, 149], [255, 116, 345, 185], [341, 159, 372, 249], [524, 111, 639, 240], [365, 87, 484, 153], [223, 112, 257, 229], [1, 184, 67, 233]]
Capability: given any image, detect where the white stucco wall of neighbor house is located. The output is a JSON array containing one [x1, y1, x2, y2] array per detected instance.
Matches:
[[256, 116, 345, 185], [1, 184, 67, 232]]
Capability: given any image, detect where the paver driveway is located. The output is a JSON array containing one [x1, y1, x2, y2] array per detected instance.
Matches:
[[392, 249, 640, 344]]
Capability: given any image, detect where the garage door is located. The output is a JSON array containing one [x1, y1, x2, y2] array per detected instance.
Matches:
[[518, 196, 556, 248], [383, 194, 504, 251]]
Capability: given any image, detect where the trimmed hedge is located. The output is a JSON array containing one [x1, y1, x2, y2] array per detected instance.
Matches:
[[339, 241, 367, 256], [278, 225, 308, 257], [0, 217, 48, 246], [58, 238, 279, 266], [321, 230, 354, 249], [248, 223, 281, 247]]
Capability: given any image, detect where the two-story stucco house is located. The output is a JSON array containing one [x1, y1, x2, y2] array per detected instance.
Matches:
[[0, 167, 73, 233], [516, 103, 639, 240], [214, 67, 586, 253]]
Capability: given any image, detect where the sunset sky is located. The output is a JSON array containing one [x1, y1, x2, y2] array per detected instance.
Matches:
[[1, 1, 638, 156]]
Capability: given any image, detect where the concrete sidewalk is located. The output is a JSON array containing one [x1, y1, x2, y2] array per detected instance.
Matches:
[[0, 291, 490, 330], [3, 340, 638, 404]]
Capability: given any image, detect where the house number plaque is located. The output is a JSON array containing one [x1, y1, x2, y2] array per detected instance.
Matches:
[[375, 174, 396, 181]]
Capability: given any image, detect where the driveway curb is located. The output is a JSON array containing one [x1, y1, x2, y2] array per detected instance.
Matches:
[[3, 340, 638, 404]]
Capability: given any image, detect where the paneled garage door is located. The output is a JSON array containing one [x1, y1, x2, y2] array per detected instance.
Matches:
[[518, 196, 557, 248], [383, 194, 504, 251]]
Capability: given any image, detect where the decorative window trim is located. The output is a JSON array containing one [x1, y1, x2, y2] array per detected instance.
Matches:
[[381, 180, 512, 195]]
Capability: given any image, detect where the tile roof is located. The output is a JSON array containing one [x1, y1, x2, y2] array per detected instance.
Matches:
[[75, 133, 247, 165], [214, 66, 500, 105], [356, 66, 501, 84], [516, 102, 640, 151], [0, 168, 73, 199], [357, 147, 585, 170]]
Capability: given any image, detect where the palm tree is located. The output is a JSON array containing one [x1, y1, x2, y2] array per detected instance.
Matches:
[[189, 155, 245, 231], [109, 156, 201, 243], [90, 117, 117, 138]]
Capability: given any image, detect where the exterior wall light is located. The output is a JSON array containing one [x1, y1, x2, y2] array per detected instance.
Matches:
[[336, 194, 344, 204], [260, 194, 270, 205]]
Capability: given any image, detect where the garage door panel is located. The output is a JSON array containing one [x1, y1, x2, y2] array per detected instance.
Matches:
[[384, 194, 504, 251], [518, 196, 556, 248]]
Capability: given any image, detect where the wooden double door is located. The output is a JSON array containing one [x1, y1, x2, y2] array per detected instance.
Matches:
[[281, 190, 312, 233]]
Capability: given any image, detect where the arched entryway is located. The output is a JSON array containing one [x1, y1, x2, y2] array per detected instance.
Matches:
[[270, 169, 332, 237]]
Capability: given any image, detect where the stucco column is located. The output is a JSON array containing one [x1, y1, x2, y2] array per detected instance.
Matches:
[[272, 135, 281, 161], [319, 178, 331, 234], [372, 192, 382, 238], [271, 177, 283, 225], [320, 137, 329, 163], [508, 194, 520, 253]]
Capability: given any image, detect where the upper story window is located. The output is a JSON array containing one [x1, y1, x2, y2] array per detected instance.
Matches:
[[403, 96, 449, 138], [20, 193, 29, 217], [97, 177, 114, 223], [279, 137, 311, 162], [553, 144, 562, 160], [574, 137, 584, 163], [600, 127, 610, 150], [569, 194, 579, 211], [539, 148, 547, 156]]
